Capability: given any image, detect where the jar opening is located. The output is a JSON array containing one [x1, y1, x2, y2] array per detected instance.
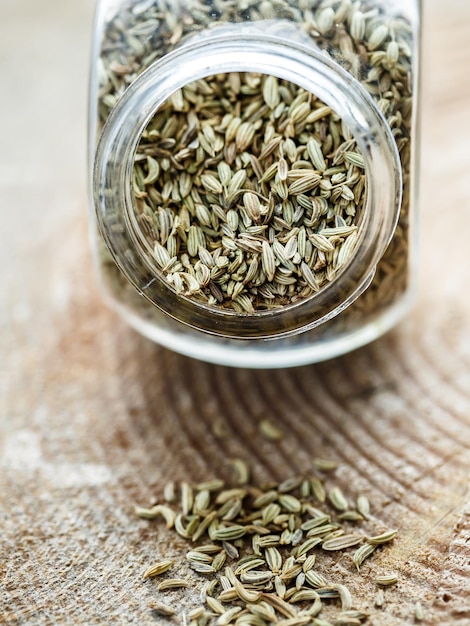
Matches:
[[94, 29, 402, 338], [129, 70, 369, 318]]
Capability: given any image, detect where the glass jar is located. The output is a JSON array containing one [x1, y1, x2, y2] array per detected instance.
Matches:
[[89, 0, 420, 368]]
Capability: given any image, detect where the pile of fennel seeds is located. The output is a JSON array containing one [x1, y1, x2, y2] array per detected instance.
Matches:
[[136, 460, 399, 625], [133, 72, 365, 312]]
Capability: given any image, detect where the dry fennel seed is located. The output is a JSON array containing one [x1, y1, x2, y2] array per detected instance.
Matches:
[[143, 558, 174, 579], [148, 600, 176, 617], [259, 419, 285, 441], [230, 458, 251, 485], [374, 588, 385, 608], [414, 601, 424, 621], [157, 578, 191, 591], [97, 0, 414, 329], [375, 574, 398, 586], [132, 72, 366, 312], [312, 458, 339, 473], [136, 461, 399, 625]]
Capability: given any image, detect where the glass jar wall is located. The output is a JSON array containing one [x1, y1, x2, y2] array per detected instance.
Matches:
[[89, 0, 420, 368]]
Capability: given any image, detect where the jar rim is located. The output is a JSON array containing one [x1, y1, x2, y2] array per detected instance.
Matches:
[[94, 27, 402, 339]]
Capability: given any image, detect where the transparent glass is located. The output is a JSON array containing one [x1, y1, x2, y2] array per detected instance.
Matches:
[[89, 0, 420, 368]]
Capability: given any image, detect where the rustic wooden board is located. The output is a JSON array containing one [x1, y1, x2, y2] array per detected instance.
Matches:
[[1, 1, 469, 624]]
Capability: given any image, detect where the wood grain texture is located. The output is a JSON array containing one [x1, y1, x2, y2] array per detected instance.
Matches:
[[1, 1, 470, 624]]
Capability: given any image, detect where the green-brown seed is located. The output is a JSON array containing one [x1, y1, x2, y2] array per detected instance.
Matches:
[[143, 559, 174, 579]]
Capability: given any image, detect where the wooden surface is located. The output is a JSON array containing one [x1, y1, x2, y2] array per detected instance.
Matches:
[[1, 1, 470, 624]]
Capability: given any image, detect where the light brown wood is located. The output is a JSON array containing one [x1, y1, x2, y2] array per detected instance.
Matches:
[[1, 1, 470, 624]]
